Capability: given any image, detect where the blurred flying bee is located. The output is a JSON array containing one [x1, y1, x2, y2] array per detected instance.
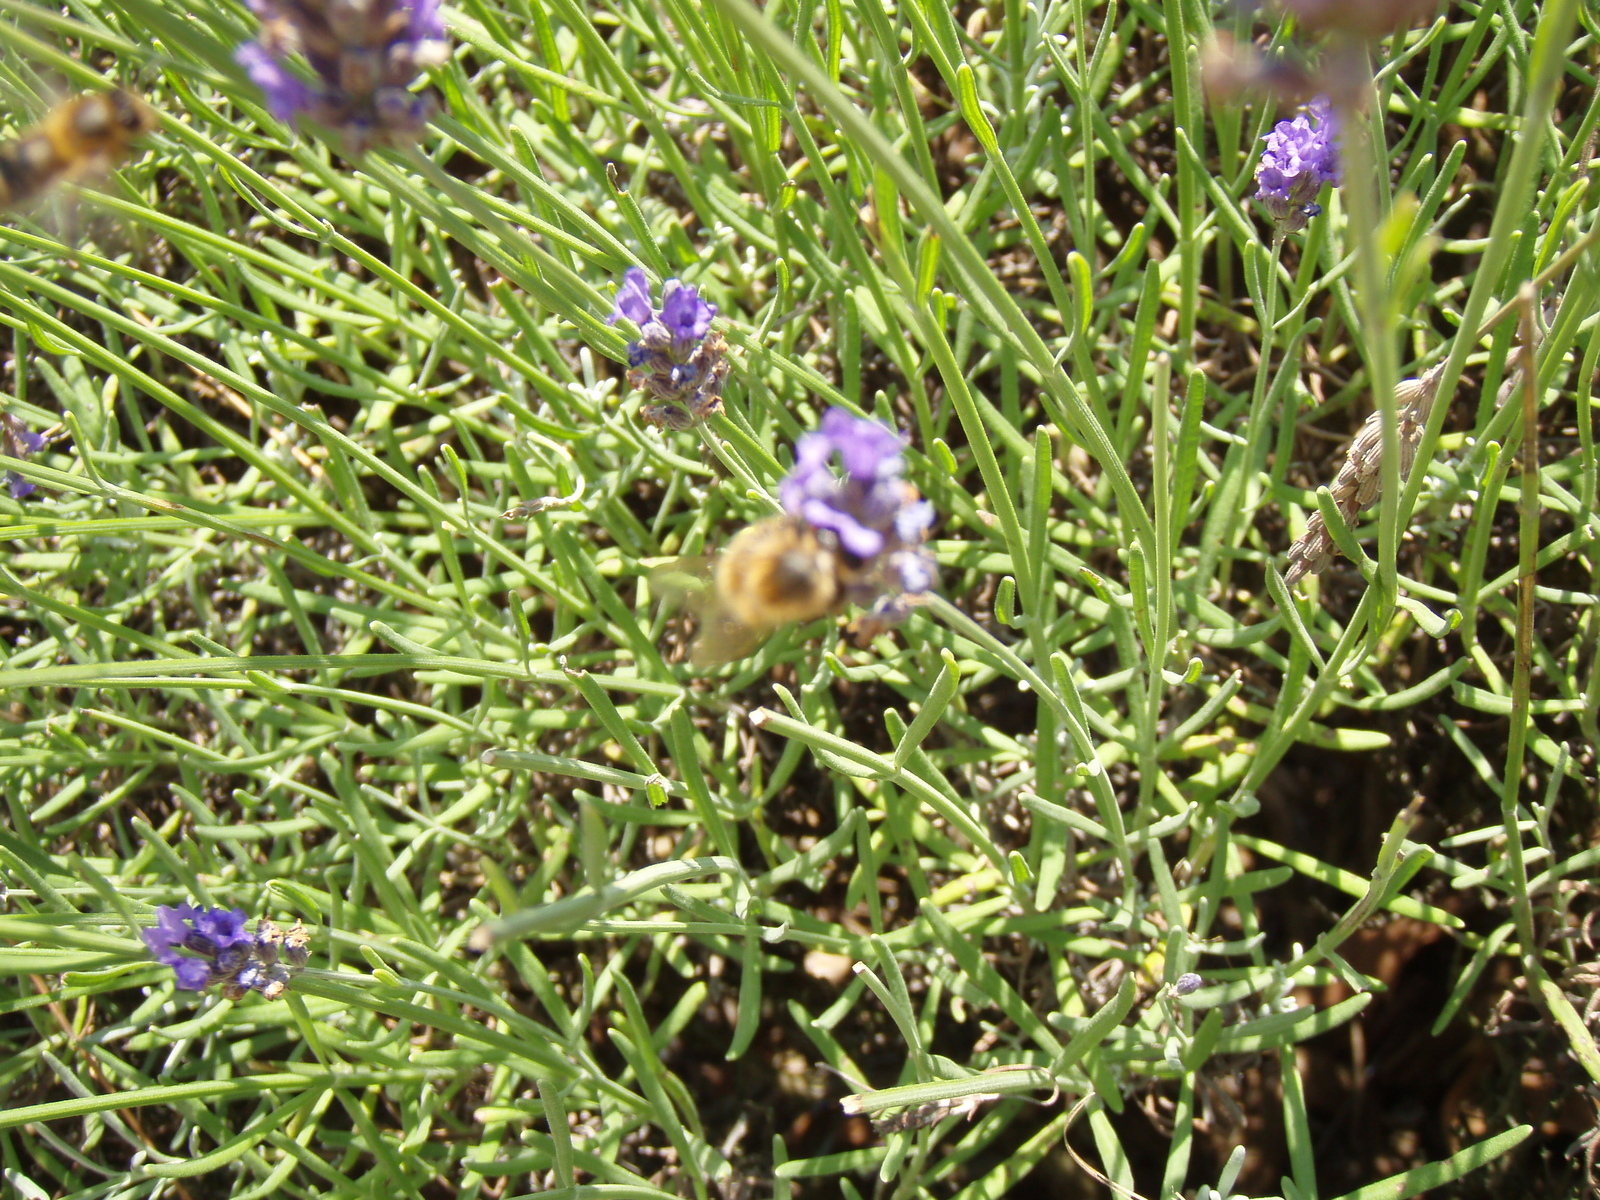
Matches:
[[0, 90, 157, 209], [657, 515, 842, 667]]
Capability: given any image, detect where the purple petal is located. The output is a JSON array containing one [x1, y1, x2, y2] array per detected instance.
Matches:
[[6, 471, 34, 500], [659, 280, 715, 342], [195, 907, 252, 950], [236, 43, 312, 124], [818, 409, 904, 480], [142, 904, 199, 955], [802, 498, 885, 557], [407, 0, 448, 45], [140, 926, 176, 957], [610, 267, 655, 326], [171, 958, 214, 990]]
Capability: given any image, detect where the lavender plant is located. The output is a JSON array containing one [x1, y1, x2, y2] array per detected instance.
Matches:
[[0, 1, 1593, 1199]]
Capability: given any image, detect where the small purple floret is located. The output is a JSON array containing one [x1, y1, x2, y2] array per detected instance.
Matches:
[[236, 44, 312, 123], [659, 280, 716, 344], [171, 958, 214, 990], [195, 907, 252, 949], [609, 267, 656, 327], [1255, 96, 1339, 233]]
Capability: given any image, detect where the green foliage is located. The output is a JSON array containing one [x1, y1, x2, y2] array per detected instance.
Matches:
[[0, 0, 1596, 1197]]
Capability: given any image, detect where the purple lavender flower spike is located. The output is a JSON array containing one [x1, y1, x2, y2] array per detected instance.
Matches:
[[609, 270, 729, 430], [776, 407, 938, 633], [2, 414, 45, 500], [143, 904, 309, 1000], [238, 0, 449, 153], [1255, 95, 1339, 234]]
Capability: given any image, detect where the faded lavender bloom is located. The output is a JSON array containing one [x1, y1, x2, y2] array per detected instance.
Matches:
[[236, 0, 449, 155], [1255, 96, 1339, 234], [608, 267, 729, 431], [142, 905, 311, 1000], [782, 408, 936, 624], [1174, 972, 1204, 996], [1201, 33, 1320, 108], [2, 414, 45, 500], [1276, 0, 1440, 39], [282, 919, 312, 969], [1284, 363, 1448, 585]]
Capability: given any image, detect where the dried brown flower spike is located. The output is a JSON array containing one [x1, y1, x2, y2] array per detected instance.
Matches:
[[1284, 362, 1448, 585], [1275, 0, 1440, 40]]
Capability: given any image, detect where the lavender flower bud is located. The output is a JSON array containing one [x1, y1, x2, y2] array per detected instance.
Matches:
[[1255, 96, 1339, 234], [283, 920, 312, 969]]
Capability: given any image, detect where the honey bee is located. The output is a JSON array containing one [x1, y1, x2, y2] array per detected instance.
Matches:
[[0, 90, 157, 209], [661, 516, 842, 667]]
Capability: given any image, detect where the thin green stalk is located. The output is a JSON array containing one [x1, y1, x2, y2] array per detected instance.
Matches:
[[1334, 44, 1402, 639], [1501, 287, 1542, 967], [1398, 0, 1581, 529]]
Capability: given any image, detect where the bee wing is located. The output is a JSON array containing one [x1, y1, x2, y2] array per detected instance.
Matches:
[[648, 555, 715, 608], [648, 556, 761, 666], [689, 603, 768, 668]]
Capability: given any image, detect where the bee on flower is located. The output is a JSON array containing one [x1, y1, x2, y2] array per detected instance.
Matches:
[[677, 408, 937, 666]]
